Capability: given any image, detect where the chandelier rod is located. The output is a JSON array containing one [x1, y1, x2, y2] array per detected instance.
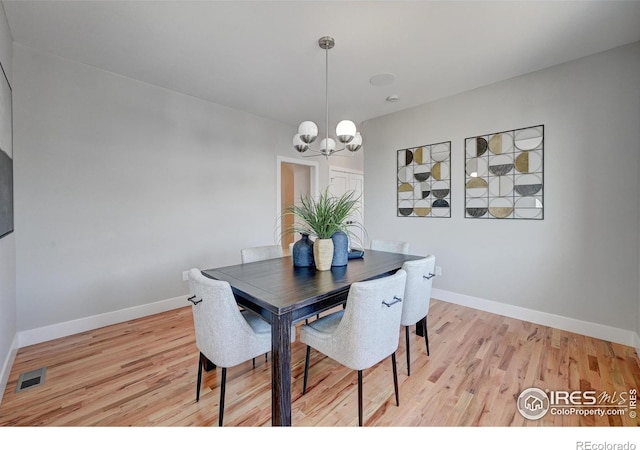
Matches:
[[325, 40, 329, 155]]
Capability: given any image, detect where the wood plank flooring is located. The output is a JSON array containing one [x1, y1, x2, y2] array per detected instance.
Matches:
[[1, 299, 639, 427]]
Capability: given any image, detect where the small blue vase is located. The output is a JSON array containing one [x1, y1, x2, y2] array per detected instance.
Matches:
[[331, 231, 349, 267], [292, 234, 314, 267]]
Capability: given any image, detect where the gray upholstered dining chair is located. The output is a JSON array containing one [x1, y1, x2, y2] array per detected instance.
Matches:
[[241, 244, 283, 263], [370, 239, 410, 255], [300, 269, 407, 426], [400, 255, 436, 375], [187, 268, 294, 426]]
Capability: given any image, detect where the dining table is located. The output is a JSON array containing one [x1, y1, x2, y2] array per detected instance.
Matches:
[[201, 249, 422, 426]]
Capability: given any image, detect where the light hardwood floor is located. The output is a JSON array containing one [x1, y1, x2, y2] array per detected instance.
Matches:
[[1, 299, 639, 427]]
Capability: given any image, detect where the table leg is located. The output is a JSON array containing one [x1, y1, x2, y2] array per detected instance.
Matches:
[[271, 313, 292, 426]]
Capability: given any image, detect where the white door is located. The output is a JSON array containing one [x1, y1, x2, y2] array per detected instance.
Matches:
[[328, 168, 365, 250]]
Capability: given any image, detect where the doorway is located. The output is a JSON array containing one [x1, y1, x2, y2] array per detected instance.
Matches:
[[277, 157, 319, 254]]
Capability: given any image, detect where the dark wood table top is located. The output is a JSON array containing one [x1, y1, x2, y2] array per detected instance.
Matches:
[[202, 249, 422, 321]]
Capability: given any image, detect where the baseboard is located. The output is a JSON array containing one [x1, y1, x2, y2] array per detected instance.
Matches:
[[17, 295, 189, 348], [0, 335, 19, 406], [432, 288, 638, 349], [12, 289, 640, 355]]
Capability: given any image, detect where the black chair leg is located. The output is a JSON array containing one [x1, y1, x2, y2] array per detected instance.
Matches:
[[303, 345, 311, 394], [196, 352, 204, 402], [219, 367, 227, 427], [357, 370, 363, 427], [391, 352, 399, 406], [252, 357, 255, 368], [423, 317, 430, 356], [405, 326, 411, 376], [204, 356, 216, 371]]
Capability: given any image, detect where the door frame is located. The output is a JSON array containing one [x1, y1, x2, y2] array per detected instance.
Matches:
[[276, 156, 320, 246]]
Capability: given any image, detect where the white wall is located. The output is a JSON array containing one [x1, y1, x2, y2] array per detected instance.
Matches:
[[11, 43, 361, 342], [363, 42, 640, 345], [0, 1, 15, 404], [12, 43, 313, 336]]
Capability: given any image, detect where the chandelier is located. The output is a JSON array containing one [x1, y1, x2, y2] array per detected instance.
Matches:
[[293, 36, 363, 158]]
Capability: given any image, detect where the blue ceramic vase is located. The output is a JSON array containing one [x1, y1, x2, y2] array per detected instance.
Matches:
[[292, 234, 314, 267], [331, 231, 349, 267]]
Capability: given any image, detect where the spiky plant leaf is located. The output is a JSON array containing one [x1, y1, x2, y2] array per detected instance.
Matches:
[[283, 188, 365, 242]]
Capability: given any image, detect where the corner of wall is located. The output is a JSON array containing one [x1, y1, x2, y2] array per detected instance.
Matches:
[[0, 334, 19, 406]]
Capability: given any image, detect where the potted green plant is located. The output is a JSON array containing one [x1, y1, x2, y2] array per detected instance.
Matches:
[[284, 189, 363, 271]]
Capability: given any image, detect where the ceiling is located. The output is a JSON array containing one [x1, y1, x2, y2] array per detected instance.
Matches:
[[3, 1, 640, 131]]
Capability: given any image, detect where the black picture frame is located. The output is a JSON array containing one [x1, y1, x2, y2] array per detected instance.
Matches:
[[0, 59, 13, 239], [397, 141, 451, 218], [464, 124, 544, 220]]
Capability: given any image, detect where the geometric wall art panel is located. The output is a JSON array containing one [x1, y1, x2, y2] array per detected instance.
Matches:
[[464, 125, 544, 220], [397, 141, 451, 218]]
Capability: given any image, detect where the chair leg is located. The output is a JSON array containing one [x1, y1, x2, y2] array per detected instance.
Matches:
[[196, 352, 204, 402], [423, 317, 430, 356], [358, 370, 363, 427], [391, 352, 399, 406], [303, 345, 311, 394], [405, 326, 411, 376], [204, 356, 216, 371], [219, 367, 227, 427], [252, 357, 255, 368]]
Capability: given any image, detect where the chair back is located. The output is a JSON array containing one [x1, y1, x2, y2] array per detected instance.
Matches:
[[241, 245, 283, 263], [187, 268, 269, 367], [370, 239, 410, 254], [400, 255, 436, 326], [333, 269, 407, 370]]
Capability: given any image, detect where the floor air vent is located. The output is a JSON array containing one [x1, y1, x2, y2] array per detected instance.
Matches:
[[15, 367, 46, 393]]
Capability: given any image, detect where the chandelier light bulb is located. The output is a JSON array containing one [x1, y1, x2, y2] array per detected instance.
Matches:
[[336, 120, 356, 143], [298, 121, 318, 144], [346, 132, 363, 152], [319, 137, 336, 154], [293, 134, 309, 153]]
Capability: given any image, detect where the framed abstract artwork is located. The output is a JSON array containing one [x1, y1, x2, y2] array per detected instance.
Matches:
[[397, 141, 451, 218], [464, 125, 544, 220], [0, 61, 13, 239]]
